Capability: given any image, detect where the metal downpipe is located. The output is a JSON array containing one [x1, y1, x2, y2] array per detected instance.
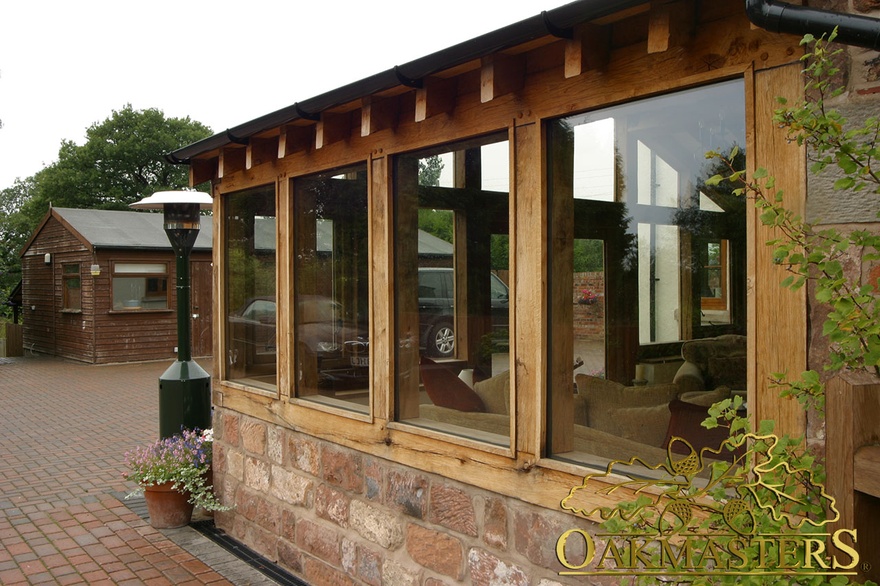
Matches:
[[745, 0, 880, 50]]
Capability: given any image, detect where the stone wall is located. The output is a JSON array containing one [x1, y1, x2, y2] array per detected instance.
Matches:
[[212, 408, 611, 586]]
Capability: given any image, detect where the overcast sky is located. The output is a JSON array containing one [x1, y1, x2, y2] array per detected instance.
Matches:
[[0, 0, 573, 191]]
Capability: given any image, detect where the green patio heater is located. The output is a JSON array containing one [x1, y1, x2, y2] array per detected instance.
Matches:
[[131, 190, 212, 438]]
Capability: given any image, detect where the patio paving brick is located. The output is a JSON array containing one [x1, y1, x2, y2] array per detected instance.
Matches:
[[0, 356, 281, 585]]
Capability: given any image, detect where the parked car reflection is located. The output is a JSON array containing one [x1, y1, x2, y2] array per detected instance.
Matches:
[[228, 296, 369, 389]]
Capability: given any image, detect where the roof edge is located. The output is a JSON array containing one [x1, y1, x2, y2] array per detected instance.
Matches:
[[170, 0, 647, 162]]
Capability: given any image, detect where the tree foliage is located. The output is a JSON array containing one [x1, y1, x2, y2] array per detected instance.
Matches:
[[0, 105, 212, 318], [418, 155, 444, 188]]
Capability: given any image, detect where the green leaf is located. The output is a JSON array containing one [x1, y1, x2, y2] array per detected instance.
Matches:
[[704, 174, 724, 187], [834, 176, 856, 190], [758, 419, 776, 435]]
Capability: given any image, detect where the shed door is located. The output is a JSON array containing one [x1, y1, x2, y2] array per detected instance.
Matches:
[[191, 260, 213, 357]]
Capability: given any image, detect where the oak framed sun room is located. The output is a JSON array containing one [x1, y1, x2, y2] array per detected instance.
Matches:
[[171, 0, 814, 580]]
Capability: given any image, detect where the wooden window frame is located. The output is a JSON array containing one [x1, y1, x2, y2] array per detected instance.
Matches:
[[109, 260, 170, 312], [700, 239, 729, 311], [220, 184, 279, 397], [62, 263, 82, 312]]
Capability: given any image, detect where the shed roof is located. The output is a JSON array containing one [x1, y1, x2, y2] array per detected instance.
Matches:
[[22, 207, 450, 257], [25, 208, 213, 254]]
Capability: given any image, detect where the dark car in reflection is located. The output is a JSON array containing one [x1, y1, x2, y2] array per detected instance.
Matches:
[[227, 268, 510, 379], [417, 268, 510, 358], [227, 296, 369, 388]]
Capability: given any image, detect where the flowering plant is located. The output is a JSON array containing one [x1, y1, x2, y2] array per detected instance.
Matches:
[[123, 428, 227, 511], [577, 289, 598, 305]]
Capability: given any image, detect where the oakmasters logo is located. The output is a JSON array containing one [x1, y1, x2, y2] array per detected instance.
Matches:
[[556, 433, 863, 580]]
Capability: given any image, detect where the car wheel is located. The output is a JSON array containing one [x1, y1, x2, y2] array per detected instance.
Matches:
[[428, 322, 455, 357]]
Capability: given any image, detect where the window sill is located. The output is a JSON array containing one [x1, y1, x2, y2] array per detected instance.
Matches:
[[108, 309, 173, 314]]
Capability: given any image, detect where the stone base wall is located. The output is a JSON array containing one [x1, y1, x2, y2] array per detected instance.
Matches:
[[212, 408, 610, 586]]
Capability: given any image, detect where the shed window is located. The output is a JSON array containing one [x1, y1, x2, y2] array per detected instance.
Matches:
[[63, 264, 82, 311], [547, 79, 747, 465], [224, 185, 277, 391], [112, 262, 168, 310], [293, 164, 370, 412], [394, 133, 511, 447]]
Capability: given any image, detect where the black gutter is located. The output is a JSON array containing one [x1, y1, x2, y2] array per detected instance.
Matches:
[[169, 0, 647, 162], [745, 0, 880, 51]]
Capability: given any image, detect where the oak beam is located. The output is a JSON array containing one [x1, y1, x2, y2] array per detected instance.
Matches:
[[278, 124, 313, 158], [751, 63, 807, 439], [591, 4, 649, 25], [855, 446, 880, 499], [247, 137, 277, 169], [480, 53, 525, 103], [190, 157, 218, 186], [648, 0, 695, 54], [361, 96, 398, 136], [218, 147, 246, 179], [565, 23, 610, 78], [316, 112, 351, 149], [415, 76, 457, 122]]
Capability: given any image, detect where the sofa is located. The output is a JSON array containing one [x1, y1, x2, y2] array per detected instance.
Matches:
[[415, 356, 735, 463], [673, 334, 747, 394]]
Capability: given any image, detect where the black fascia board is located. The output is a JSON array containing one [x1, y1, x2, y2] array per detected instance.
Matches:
[[170, 0, 647, 162]]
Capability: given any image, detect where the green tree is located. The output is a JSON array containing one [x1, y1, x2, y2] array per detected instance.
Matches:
[[418, 155, 444, 187], [19, 104, 211, 221], [0, 105, 212, 318], [0, 178, 34, 316]]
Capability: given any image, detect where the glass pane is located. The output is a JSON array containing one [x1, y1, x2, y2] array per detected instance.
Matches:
[[64, 276, 82, 310], [574, 239, 606, 380], [225, 185, 277, 391], [115, 263, 165, 274], [293, 165, 370, 413], [395, 133, 511, 447], [548, 79, 747, 468], [112, 276, 168, 310]]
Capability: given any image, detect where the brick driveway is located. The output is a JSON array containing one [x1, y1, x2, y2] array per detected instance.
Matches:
[[0, 355, 275, 585]]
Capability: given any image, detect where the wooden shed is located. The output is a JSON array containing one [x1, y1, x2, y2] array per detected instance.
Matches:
[[168, 0, 880, 582], [19, 207, 213, 363]]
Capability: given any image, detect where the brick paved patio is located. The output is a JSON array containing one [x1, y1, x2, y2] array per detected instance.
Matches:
[[0, 356, 278, 585]]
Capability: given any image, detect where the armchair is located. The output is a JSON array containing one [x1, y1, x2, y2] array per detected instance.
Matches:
[[673, 334, 747, 394]]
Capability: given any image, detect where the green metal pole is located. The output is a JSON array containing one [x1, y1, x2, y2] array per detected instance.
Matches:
[[175, 245, 192, 363], [158, 204, 211, 438]]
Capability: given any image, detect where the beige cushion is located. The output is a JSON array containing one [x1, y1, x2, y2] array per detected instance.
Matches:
[[575, 375, 681, 446], [575, 375, 680, 423], [606, 404, 671, 446], [473, 370, 511, 415], [679, 386, 731, 407]]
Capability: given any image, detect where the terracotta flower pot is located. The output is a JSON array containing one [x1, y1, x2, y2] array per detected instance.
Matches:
[[143, 482, 194, 529]]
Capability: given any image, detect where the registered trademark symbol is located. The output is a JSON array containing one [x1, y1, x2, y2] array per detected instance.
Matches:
[[862, 562, 872, 572]]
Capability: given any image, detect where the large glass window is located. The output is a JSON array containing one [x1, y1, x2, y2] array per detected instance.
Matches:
[[293, 164, 370, 413], [547, 80, 747, 466], [395, 133, 511, 447], [112, 262, 168, 310], [225, 185, 277, 391]]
